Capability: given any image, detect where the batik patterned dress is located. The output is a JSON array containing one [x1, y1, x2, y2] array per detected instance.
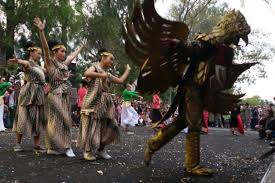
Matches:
[[45, 60, 72, 149], [77, 62, 119, 152], [13, 60, 46, 136]]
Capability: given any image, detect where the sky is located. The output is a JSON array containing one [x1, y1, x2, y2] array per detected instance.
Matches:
[[155, 0, 275, 101]]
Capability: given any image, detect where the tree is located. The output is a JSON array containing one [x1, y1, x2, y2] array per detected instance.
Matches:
[[78, 0, 138, 94], [234, 30, 275, 84], [169, 0, 227, 39], [0, 0, 85, 63], [0, 0, 137, 91], [241, 95, 265, 106]]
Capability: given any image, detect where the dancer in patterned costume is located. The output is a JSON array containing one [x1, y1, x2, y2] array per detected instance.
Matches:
[[9, 42, 47, 153], [77, 50, 131, 161], [34, 17, 84, 157], [123, 0, 254, 175]]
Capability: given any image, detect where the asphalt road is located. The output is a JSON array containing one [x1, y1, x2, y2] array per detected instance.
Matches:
[[0, 127, 272, 183]]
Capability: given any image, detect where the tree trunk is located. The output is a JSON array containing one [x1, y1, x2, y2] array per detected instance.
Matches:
[[60, 0, 70, 47], [5, 0, 16, 62], [61, 24, 68, 48]]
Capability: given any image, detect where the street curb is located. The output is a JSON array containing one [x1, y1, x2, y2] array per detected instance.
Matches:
[[261, 155, 275, 183]]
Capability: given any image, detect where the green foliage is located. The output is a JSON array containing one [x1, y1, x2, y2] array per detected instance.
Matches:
[[170, 0, 228, 39], [0, 0, 85, 60], [1, 0, 272, 104], [0, 64, 18, 77], [0, 0, 137, 93], [241, 95, 265, 106]]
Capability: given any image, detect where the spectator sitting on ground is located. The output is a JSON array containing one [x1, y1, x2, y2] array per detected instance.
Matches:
[[255, 109, 274, 139]]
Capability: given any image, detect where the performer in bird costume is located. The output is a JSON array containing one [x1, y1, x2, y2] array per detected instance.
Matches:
[[123, 0, 255, 175]]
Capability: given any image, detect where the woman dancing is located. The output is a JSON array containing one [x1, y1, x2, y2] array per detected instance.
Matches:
[[121, 83, 142, 131], [9, 42, 47, 153], [34, 17, 84, 157], [77, 50, 131, 161]]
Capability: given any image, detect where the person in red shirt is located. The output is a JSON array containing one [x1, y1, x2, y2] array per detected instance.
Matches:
[[76, 80, 88, 125], [77, 80, 88, 108], [150, 92, 162, 124]]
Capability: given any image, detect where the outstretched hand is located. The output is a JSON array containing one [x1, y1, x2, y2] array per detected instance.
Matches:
[[33, 17, 46, 31], [8, 58, 20, 65], [81, 39, 88, 48], [8, 58, 30, 68], [126, 64, 131, 71]]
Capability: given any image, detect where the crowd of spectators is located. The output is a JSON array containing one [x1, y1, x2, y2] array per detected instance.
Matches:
[[1, 75, 275, 142]]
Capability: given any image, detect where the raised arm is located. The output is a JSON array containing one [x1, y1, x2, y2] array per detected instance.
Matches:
[[33, 17, 51, 69], [110, 64, 131, 84], [8, 58, 31, 69], [64, 44, 85, 65]]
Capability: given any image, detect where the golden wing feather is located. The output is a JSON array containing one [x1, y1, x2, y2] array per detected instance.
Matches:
[[123, 0, 190, 93]]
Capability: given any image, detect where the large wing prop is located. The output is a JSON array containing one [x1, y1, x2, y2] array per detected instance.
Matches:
[[204, 62, 256, 113], [123, 0, 189, 93]]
